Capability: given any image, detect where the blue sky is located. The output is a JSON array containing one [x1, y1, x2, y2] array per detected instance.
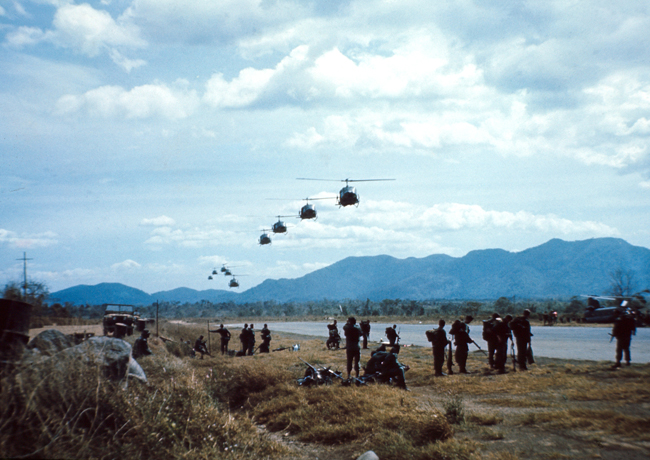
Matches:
[[1, 0, 649, 294]]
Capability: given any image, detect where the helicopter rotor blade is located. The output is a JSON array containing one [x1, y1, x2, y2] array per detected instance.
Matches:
[[297, 177, 396, 183]]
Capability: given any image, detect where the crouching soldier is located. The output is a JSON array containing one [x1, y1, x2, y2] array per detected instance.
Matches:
[[132, 329, 152, 359], [194, 335, 210, 359]]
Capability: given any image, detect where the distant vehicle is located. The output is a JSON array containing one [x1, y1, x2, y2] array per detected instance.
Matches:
[[297, 178, 395, 207], [103, 304, 140, 337]]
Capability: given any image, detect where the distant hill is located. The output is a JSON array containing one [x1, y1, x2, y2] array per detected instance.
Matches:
[[50, 238, 650, 305]]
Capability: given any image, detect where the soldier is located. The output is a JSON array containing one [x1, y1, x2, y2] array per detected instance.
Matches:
[[343, 316, 363, 380], [132, 329, 152, 359], [611, 311, 637, 367], [247, 324, 256, 356], [426, 319, 450, 376], [209, 323, 231, 355], [259, 324, 272, 353], [240, 323, 249, 353], [327, 319, 341, 349], [451, 315, 473, 374], [360, 320, 371, 349], [493, 315, 513, 374], [194, 335, 209, 359], [482, 313, 500, 368], [510, 310, 533, 370], [386, 324, 399, 346]]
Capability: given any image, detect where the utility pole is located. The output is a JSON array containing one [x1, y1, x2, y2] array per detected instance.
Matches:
[[16, 252, 32, 299]]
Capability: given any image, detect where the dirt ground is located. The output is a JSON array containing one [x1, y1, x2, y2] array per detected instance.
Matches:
[[29, 325, 650, 460]]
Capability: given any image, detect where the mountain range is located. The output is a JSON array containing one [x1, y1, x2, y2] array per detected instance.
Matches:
[[50, 238, 650, 306]]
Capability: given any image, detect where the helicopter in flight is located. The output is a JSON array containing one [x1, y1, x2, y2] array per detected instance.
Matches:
[[259, 229, 272, 245], [228, 274, 248, 288], [268, 196, 336, 221], [271, 215, 296, 234], [298, 196, 337, 220], [296, 178, 395, 207]]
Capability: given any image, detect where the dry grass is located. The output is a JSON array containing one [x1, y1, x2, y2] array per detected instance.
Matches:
[[517, 408, 650, 438], [6, 318, 650, 460]]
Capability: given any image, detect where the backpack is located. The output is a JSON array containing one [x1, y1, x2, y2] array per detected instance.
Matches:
[[426, 328, 448, 347], [510, 317, 527, 338], [482, 320, 496, 341]]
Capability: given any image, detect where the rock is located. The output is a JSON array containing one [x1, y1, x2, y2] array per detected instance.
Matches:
[[60, 336, 147, 383], [27, 329, 74, 356], [357, 451, 379, 460]]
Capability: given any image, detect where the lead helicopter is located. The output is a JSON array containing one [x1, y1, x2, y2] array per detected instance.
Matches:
[[296, 178, 395, 207], [259, 229, 272, 245], [229, 274, 248, 288]]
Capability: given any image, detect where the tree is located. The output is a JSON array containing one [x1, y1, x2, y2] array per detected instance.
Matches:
[[2, 280, 50, 315], [609, 268, 637, 297]]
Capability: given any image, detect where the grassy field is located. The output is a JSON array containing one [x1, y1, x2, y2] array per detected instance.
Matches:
[[2, 319, 649, 459]]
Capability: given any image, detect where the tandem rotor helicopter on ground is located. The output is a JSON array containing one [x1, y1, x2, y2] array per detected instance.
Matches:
[[581, 290, 649, 323], [296, 178, 396, 207]]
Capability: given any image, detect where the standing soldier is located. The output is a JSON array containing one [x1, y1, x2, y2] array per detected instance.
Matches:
[[360, 320, 371, 349], [426, 319, 450, 376], [510, 310, 533, 370], [611, 310, 637, 367], [343, 317, 363, 380], [210, 323, 231, 355], [451, 316, 473, 374], [247, 324, 256, 356], [240, 323, 249, 354], [259, 324, 272, 353], [493, 315, 513, 374], [386, 324, 399, 346], [483, 313, 500, 368]]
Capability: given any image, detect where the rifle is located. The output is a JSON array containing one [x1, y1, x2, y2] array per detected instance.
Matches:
[[471, 339, 488, 355], [447, 340, 454, 375], [272, 346, 290, 352], [510, 338, 517, 372], [299, 357, 319, 375]]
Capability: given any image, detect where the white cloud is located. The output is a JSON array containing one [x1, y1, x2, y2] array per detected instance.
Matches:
[[109, 49, 146, 72], [140, 216, 176, 226], [4, 26, 46, 47], [56, 83, 199, 119], [204, 68, 275, 108], [0, 229, 58, 249], [111, 259, 141, 270], [52, 3, 145, 56], [3, 3, 146, 70]]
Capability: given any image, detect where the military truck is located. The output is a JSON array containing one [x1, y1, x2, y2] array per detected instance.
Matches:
[[102, 304, 140, 338]]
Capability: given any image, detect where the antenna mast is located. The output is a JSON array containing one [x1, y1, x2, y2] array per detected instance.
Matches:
[[16, 252, 32, 299]]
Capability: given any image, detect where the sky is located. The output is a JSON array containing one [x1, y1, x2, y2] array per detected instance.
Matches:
[[1, 0, 649, 295]]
